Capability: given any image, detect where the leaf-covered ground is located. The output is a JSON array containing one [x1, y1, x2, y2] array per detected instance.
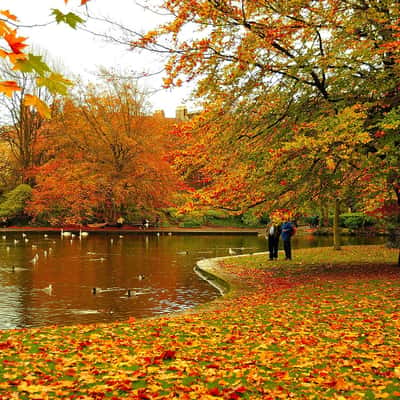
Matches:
[[0, 245, 399, 399]]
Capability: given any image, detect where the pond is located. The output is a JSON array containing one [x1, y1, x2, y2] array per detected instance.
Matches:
[[0, 230, 385, 330]]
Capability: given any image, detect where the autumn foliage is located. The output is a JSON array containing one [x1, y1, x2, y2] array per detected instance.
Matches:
[[26, 79, 180, 225]]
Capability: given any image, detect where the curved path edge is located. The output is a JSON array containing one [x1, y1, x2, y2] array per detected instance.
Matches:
[[194, 251, 267, 298]]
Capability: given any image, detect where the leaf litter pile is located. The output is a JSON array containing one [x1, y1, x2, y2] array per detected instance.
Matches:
[[0, 245, 399, 399]]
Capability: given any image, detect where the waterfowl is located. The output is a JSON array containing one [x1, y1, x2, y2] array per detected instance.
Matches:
[[228, 248, 237, 255], [79, 230, 89, 238], [41, 284, 52, 295]]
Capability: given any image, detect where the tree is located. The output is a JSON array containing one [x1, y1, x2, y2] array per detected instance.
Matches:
[[0, 57, 64, 185], [27, 74, 180, 225], [129, 0, 399, 249]]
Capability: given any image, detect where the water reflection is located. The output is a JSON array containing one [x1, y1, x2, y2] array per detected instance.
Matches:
[[0, 231, 384, 329]]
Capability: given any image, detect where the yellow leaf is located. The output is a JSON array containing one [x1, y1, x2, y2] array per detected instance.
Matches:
[[24, 94, 51, 119]]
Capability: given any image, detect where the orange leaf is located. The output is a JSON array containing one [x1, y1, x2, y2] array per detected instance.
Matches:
[[24, 94, 51, 119], [0, 80, 21, 96], [0, 10, 18, 21], [4, 30, 28, 54]]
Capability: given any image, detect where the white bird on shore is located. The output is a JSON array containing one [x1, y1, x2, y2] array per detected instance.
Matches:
[[228, 248, 237, 255]]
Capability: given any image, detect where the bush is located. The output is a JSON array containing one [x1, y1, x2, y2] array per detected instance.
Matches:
[[0, 184, 32, 219], [241, 211, 261, 227], [339, 212, 375, 230], [179, 221, 202, 228]]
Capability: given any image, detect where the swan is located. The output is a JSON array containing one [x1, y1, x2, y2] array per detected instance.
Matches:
[[61, 229, 72, 237], [30, 254, 39, 263], [40, 284, 52, 295], [79, 229, 89, 238], [228, 248, 237, 255]]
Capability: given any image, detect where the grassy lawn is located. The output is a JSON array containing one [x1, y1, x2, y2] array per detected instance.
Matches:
[[0, 245, 399, 399]]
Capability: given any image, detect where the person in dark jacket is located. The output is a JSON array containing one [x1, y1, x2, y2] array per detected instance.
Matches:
[[281, 220, 295, 260], [266, 220, 282, 260]]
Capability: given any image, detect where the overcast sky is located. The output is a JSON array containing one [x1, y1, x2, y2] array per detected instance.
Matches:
[[2, 0, 191, 117]]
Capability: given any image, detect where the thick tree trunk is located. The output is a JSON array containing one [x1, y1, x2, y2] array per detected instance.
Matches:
[[333, 198, 341, 250]]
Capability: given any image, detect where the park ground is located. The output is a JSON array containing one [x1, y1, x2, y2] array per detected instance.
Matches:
[[0, 245, 399, 399]]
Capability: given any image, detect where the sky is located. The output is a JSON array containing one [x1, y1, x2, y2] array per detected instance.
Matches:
[[1, 0, 192, 118]]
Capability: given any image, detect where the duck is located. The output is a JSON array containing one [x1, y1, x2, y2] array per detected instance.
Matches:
[[22, 233, 27, 238], [44, 234, 48, 238]]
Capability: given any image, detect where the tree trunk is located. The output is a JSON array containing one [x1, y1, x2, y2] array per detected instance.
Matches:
[[333, 198, 341, 250], [320, 200, 329, 227]]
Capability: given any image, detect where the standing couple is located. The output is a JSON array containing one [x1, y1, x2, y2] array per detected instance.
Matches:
[[266, 218, 295, 260]]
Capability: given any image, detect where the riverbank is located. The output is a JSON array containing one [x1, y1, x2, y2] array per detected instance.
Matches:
[[0, 225, 263, 235], [0, 245, 399, 399]]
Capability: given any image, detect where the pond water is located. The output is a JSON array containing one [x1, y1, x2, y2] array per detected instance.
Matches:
[[0, 231, 384, 330]]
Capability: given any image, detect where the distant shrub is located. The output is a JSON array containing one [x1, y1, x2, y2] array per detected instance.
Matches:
[[241, 211, 261, 227], [0, 184, 32, 219], [204, 209, 229, 219], [179, 221, 202, 228], [339, 212, 375, 229]]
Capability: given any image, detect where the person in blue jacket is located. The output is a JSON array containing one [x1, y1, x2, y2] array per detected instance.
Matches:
[[281, 219, 295, 260]]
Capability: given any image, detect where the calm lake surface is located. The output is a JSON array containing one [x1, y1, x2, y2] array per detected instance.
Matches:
[[0, 231, 384, 329]]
